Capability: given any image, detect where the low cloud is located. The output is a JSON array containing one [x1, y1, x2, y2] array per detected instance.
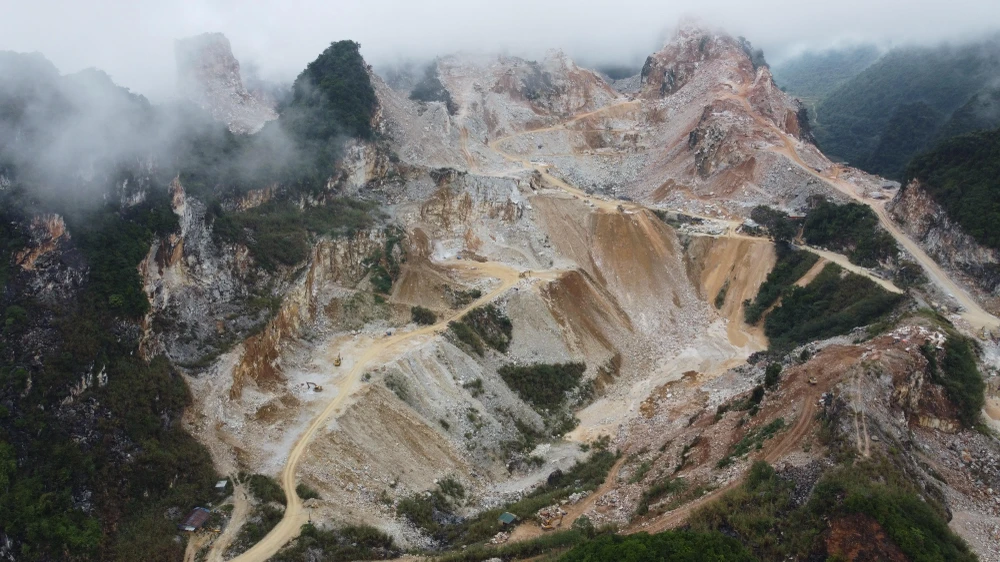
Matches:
[[2, 0, 999, 100]]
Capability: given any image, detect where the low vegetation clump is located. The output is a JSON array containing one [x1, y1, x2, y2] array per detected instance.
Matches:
[[411, 305, 437, 325], [295, 483, 321, 501], [463, 304, 513, 352], [449, 304, 512, 355], [228, 504, 285, 558], [449, 321, 485, 356], [802, 200, 898, 267], [635, 477, 687, 516], [445, 286, 483, 308], [213, 199, 378, 271], [398, 449, 617, 548], [409, 63, 458, 114], [437, 530, 588, 562], [715, 385, 767, 421], [558, 530, 757, 562], [689, 460, 975, 561], [923, 334, 985, 428], [764, 363, 783, 388], [272, 523, 400, 561], [764, 263, 903, 349], [498, 362, 586, 410], [713, 280, 729, 309], [743, 243, 819, 324], [246, 473, 287, 505], [716, 418, 785, 468], [462, 378, 484, 398], [750, 205, 799, 242]]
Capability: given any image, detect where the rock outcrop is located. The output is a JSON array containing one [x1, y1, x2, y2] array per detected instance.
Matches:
[[175, 33, 277, 134], [888, 180, 1000, 312]]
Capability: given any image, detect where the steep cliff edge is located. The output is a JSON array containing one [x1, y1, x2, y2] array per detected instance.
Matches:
[[176, 33, 278, 134], [888, 180, 1000, 313]]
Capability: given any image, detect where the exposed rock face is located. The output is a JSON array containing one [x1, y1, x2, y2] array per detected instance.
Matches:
[[175, 33, 277, 134], [140, 178, 274, 365], [383, 24, 834, 218], [888, 181, 1000, 312]]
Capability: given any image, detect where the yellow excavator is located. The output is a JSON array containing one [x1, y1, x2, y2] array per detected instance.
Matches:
[[334, 353, 342, 367]]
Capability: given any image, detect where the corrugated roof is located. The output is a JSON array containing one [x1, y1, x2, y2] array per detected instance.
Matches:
[[498, 512, 517, 524], [179, 507, 211, 531]]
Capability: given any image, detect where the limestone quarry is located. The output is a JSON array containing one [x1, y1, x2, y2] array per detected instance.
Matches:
[[143, 25, 1000, 562]]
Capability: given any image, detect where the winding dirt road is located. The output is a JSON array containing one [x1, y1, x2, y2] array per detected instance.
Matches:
[[226, 77, 999, 560], [224, 261, 562, 562]]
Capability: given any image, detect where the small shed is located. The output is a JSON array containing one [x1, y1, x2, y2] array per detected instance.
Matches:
[[498, 512, 518, 526], [215, 480, 229, 493], [178, 507, 211, 532]]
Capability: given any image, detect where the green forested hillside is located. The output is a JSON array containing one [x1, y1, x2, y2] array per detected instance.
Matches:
[[809, 36, 1000, 179], [0, 39, 381, 560], [906, 127, 1000, 250], [938, 87, 1000, 139], [771, 44, 881, 101]]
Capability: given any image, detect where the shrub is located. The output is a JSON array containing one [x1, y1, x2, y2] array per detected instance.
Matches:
[[463, 305, 513, 353], [751, 206, 799, 242], [411, 305, 436, 325], [448, 321, 485, 356], [764, 363, 782, 388], [271, 523, 399, 561], [247, 474, 286, 505], [295, 483, 320, 501], [924, 335, 985, 427], [717, 418, 785, 468], [498, 362, 586, 411]]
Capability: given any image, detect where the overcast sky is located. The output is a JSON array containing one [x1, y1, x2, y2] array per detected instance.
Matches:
[[3, 0, 999, 99]]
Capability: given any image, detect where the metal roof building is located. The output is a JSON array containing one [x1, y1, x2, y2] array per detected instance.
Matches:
[[178, 507, 211, 532]]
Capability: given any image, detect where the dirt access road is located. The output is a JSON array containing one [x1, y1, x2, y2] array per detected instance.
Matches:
[[721, 85, 999, 332], [225, 260, 562, 562]]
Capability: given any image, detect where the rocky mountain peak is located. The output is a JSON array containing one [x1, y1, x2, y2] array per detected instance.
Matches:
[[175, 32, 277, 134]]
